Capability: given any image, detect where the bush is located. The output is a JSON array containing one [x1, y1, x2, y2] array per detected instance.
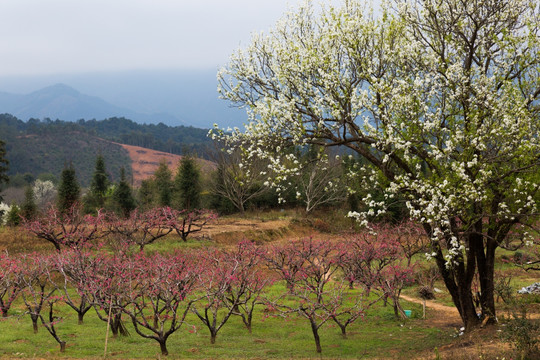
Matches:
[[5, 205, 21, 227], [500, 304, 540, 359]]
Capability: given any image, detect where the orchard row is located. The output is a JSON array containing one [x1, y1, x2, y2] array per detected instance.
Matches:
[[1, 220, 429, 355]]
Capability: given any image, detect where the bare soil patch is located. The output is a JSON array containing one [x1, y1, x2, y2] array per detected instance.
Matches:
[[117, 143, 215, 186]]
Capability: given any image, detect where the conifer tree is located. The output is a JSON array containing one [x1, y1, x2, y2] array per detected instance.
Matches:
[[0, 140, 9, 202], [57, 164, 80, 213], [153, 160, 173, 207], [90, 155, 109, 206], [174, 156, 201, 210], [137, 179, 154, 210], [21, 185, 37, 220], [112, 167, 136, 217]]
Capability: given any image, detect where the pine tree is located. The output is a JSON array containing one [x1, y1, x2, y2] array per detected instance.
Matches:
[[112, 167, 136, 217], [0, 140, 9, 202], [57, 164, 80, 213], [153, 160, 173, 207], [89, 154, 109, 207], [21, 185, 37, 220], [137, 179, 154, 210], [173, 156, 201, 210]]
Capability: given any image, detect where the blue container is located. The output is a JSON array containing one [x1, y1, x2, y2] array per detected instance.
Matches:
[[404, 310, 412, 317]]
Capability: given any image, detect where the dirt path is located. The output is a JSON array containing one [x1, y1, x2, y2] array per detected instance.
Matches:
[[400, 294, 515, 359], [400, 294, 462, 328]]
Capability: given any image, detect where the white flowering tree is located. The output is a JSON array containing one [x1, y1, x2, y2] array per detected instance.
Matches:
[[295, 147, 348, 213], [214, 0, 540, 330], [210, 145, 272, 213]]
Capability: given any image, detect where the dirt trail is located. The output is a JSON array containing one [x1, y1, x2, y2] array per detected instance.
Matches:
[[400, 294, 462, 328]]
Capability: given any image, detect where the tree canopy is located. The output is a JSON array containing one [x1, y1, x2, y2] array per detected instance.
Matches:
[[215, 0, 540, 330]]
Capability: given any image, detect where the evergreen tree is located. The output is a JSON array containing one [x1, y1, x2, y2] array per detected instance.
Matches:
[[112, 167, 136, 217], [173, 156, 201, 210], [0, 140, 9, 202], [89, 154, 109, 206], [57, 164, 80, 213], [5, 205, 20, 227], [84, 155, 110, 213], [137, 179, 154, 210], [153, 160, 173, 207], [21, 185, 37, 220]]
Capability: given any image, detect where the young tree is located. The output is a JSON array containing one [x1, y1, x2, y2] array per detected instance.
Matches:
[[137, 179, 154, 210], [216, 0, 540, 330], [21, 185, 38, 220], [23, 205, 106, 251], [153, 160, 173, 207], [118, 253, 199, 356], [105, 207, 177, 252], [295, 151, 348, 213], [32, 180, 57, 210], [191, 245, 260, 344], [173, 156, 201, 210], [0, 253, 23, 318], [57, 164, 80, 213], [84, 155, 109, 212], [18, 254, 66, 352], [111, 167, 136, 217], [172, 208, 218, 242], [0, 139, 8, 202], [265, 238, 368, 353], [209, 146, 271, 214]]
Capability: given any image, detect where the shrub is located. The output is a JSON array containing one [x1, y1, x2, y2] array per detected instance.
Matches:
[[500, 304, 540, 359]]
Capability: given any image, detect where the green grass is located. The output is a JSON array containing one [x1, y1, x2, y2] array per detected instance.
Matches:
[[0, 285, 446, 359]]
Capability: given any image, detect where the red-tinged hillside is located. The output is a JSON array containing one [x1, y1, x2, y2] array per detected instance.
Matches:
[[118, 143, 215, 186]]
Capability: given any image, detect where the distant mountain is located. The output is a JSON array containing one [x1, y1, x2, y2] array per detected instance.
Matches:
[[0, 83, 183, 126], [0, 70, 247, 128]]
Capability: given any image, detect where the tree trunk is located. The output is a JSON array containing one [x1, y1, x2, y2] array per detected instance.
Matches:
[[159, 341, 169, 356], [210, 332, 217, 344], [309, 318, 322, 353], [31, 315, 39, 333], [78, 312, 85, 325], [59, 341, 66, 352]]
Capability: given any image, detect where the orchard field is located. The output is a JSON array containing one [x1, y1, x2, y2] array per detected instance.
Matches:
[[0, 207, 538, 359]]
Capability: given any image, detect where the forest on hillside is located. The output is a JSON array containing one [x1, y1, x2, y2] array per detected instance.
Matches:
[[0, 113, 213, 157], [0, 113, 214, 185]]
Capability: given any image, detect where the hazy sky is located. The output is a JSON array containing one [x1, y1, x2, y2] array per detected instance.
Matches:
[[0, 0, 347, 76]]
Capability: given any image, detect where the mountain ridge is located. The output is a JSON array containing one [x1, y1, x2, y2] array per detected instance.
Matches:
[[0, 83, 184, 126]]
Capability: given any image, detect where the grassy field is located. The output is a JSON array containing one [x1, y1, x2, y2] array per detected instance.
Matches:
[[0, 211, 538, 359], [0, 285, 445, 359]]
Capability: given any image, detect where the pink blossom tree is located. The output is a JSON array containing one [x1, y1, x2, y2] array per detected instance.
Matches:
[[117, 252, 199, 356], [191, 242, 265, 344], [53, 248, 98, 324], [22, 204, 105, 251], [173, 208, 217, 242], [0, 253, 23, 318], [18, 254, 66, 352], [105, 207, 177, 252], [265, 238, 370, 353], [222, 240, 270, 333]]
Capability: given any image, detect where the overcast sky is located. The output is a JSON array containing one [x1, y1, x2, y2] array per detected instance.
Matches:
[[0, 0, 349, 77]]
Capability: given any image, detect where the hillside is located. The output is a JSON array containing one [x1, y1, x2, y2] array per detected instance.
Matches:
[[119, 143, 215, 186], [0, 114, 215, 186], [5, 131, 133, 187]]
